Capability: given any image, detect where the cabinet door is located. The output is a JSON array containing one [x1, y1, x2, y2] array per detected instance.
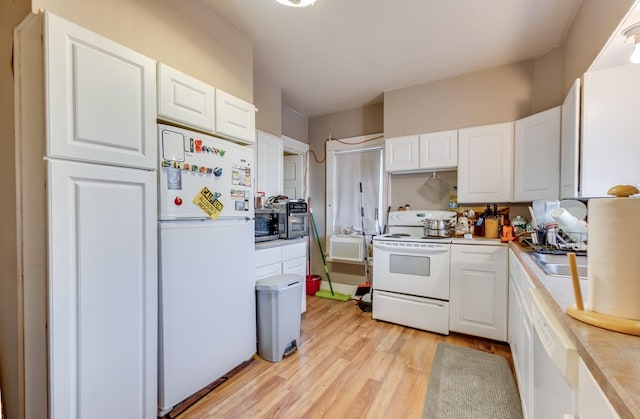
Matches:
[[514, 107, 561, 202], [283, 256, 307, 313], [256, 263, 282, 281], [578, 358, 620, 419], [256, 130, 284, 198], [384, 135, 419, 172], [45, 12, 156, 169], [521, 308, 533, 419], [418, 130, 458, 170], [157, 63, 215, 132], [581, 66, 640, 197], [450, 245, 508, 341], [508, 279, 522, 364], [458, 122, 514, 203], [560, 79, 581, 199], [48, 160, 157, 419], [215, 89, 256, 144]]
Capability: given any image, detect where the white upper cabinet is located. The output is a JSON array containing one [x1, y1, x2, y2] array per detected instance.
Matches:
[[45, 13, 157, 169], [256, 130, 283, 198], [385, 135, 419, 172], [419, 130, 458, 170], [215, 89, 256, 144], [513, 107, 561, 202], [458, 122, 514, 203], [157, 63, 215, 133], [385, 130, 457, 173], [560, 79, 581, 199], [580, 65, 640, 197]]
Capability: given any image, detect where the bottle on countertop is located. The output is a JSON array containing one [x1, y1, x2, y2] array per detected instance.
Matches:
[[448, 186, 458, 212]]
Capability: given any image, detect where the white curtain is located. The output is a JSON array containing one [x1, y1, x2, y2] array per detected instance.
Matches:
[[332, 147, 383, 235]]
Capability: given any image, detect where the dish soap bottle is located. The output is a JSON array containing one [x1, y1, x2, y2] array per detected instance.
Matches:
[[448, 186, 458, 212]]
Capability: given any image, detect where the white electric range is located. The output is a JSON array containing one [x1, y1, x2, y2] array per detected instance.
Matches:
[[372, 210, 456, 335]]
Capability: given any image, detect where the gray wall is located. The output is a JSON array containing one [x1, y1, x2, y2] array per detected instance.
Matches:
[[307, 103, 384, 285], [282, 106, 309, 142], [562, 0, 635, 95], [384, 60, 535, 137], [254, 71, 283, 137]]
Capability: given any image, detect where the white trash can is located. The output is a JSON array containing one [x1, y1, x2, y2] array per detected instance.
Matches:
[[255, 273, 302, 362]]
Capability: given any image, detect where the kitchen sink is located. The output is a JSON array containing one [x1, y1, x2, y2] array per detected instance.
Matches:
[[530, 252, 588, 280]]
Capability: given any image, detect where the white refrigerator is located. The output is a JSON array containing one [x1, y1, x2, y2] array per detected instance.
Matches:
[[157, 125, 257, 416]]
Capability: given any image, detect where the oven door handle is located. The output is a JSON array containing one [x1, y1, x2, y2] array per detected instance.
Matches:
[[373, 241, 449, 254]]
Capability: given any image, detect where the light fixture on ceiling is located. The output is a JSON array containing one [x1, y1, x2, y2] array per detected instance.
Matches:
[[623, 22, 640, 63], [274, 0, 317, 7]]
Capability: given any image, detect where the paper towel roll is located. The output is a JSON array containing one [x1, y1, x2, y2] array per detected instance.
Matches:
[[587, 197, 640, 319]]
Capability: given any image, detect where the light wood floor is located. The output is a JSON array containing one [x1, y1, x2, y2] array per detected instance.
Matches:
[[179, 295, 514, 418]]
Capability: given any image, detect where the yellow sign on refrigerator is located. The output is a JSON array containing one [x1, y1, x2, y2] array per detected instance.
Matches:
[[193, 186, 223, 219]]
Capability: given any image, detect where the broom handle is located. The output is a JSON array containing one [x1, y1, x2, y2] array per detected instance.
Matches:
[[309, 208, 334, 295]]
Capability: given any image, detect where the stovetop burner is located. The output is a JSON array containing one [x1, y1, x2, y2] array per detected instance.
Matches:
[[385, 233, 411, 238]]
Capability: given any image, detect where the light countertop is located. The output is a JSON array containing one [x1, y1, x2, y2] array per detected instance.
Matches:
[[255, 237, 307, 250], [509, 242, 640, 418]]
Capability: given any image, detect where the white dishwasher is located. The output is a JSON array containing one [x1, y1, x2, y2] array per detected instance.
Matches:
[[530, 288, 579, 419]]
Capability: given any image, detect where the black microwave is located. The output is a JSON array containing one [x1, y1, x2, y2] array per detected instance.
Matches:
[[254, 208, 280, 242]]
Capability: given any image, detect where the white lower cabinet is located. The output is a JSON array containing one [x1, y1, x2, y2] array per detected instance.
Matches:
[[508, 250, 535, 419], [49, 160, 157, 419], [450, 244, 508, 341], [256, 241, 307, 313], [578, 358, 620, 419]]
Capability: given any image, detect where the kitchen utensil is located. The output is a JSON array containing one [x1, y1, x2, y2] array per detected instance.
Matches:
[[484, 218, 499, 238], [550, 207, 587, 242], [528, 206, 539, 229], [359, 182, 370, 280], [456, 216, 471, 235], [532, 200, 546, 228], [568, 253, 584, 310], [424, 219, 450, 230], [559, 199, 587, 220], [544, 200, 560, 227]]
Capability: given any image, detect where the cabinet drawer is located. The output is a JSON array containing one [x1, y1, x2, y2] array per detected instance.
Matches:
[[255, 246, 281, 268], [255, 263, 282, 280], [282, 241, 306, 260], [372, 290, 449, 335]]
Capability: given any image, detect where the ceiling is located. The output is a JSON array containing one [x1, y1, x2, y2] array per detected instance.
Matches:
[[200, 0, 583, 117]]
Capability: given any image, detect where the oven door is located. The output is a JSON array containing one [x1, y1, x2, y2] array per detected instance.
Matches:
[[373, 240, 450, 300]]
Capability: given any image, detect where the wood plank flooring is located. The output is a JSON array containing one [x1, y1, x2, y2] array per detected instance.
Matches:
[[178, 295, 514, 418]]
